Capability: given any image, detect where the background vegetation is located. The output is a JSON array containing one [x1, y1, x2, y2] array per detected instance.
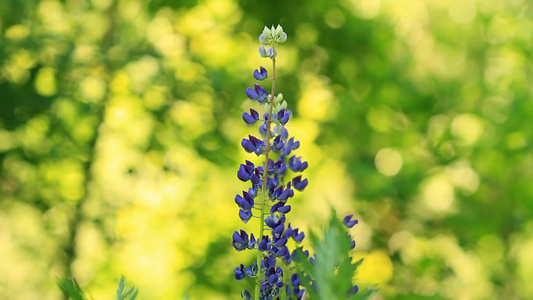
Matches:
[[1, 0, 532, 299]]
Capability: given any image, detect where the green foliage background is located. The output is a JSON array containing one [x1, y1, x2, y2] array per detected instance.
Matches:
[[1, 0, 532, 299]]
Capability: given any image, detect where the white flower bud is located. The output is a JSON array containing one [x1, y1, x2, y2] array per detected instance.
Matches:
[[263, 26, 272, 39], [277, 32, 287, 43], [275, 25, 283, 37]]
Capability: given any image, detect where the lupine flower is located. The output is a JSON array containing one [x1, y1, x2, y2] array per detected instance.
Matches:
[[349, 285, 359, 295], [245, 83, 268, 104], [292, 175, 308, 191], [243, 108, 260, 125], [277, 109, 291, 125], [343, 214, 359, 228], [235, 264, 247, 280], [232, 230, 249, 251], [233, 25, 312, 300], [253, 66, 268, 81], [289, 156, 308, 173], [240, 290, 252, 300]]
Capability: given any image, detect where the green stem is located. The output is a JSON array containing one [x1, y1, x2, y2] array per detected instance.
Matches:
[[255, 53, 276, 300]]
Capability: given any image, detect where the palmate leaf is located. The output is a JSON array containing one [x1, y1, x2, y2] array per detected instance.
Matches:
[[294, 210, 376, 299]]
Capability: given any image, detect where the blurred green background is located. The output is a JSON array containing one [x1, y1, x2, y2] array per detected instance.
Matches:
[[1, 0, 532, 299]]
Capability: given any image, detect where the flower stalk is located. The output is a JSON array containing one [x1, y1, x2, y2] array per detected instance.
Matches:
[[256, 52, 276, 300], [234, 25, 361, 300]]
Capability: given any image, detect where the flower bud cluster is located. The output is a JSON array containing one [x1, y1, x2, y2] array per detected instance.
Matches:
[[258, 25, 287, 59]]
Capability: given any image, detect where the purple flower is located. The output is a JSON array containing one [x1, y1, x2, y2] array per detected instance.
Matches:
[[259, 45, 268, 57], [258, 45, 277, 58], [277, 109, 291, 125], [292, 175, 308, 191], [343, 214, 358, 228], [237, 160, 254, 181], [239, 209, 252, 223], [253, 66, 268, 81], [232, 230, 249, 251], [241, 135, 265, 156], [271, 202, 291, 214], [234, 192, 253, 211], [349, 285, 359, 295], [241, 138, 255, 153], [235, 264, 246, 280], [274, 236, 288, 248], [272, 135, 284, 152], [245, 83, 268, 104], [272, 223, 284, 238], [242, 108, 259, 125], [259, 236, 271, 251], [289, 155, 308, 173]]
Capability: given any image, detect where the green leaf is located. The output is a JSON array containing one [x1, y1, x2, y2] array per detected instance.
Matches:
[[116, 275, 139, 300], [57, 278, 86, 300], [292, 209, 376, 299]]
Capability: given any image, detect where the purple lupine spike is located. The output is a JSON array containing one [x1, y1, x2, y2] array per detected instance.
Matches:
[[343, 214, 359, 228], [253, 66, 268, 81]]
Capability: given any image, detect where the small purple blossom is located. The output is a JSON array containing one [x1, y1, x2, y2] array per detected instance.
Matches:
[[343, 214, 359, 228], [292, 175, 308, 191], [277, 109, 291, 125], [253, 66, 268, 81], [242, 108, 259, 125], [232, 230, 249, 251], [289, 155, 308, 172], [245, 83, 268, 104]]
